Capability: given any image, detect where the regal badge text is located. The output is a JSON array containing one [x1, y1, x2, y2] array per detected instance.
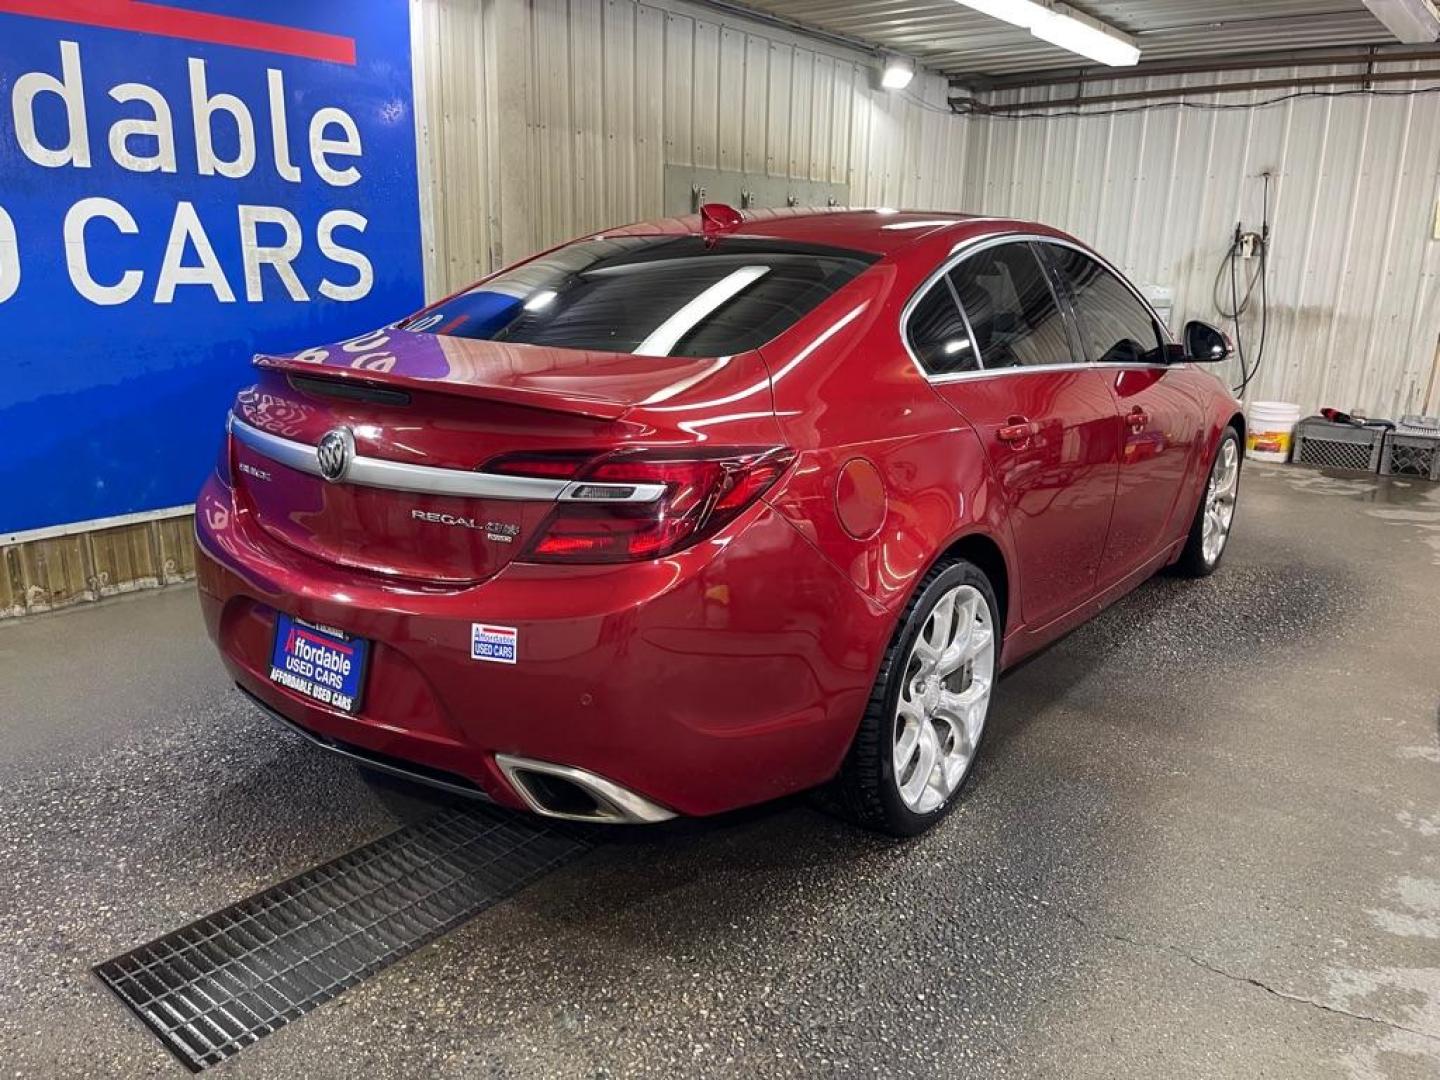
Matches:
[[411, 509, 519, 543]]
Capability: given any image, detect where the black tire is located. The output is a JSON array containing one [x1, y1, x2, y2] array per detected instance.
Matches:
[[1173, 426, 1242, 578], [835, 558, 1000, 837]]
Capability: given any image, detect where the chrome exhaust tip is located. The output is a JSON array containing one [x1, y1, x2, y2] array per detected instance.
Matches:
[[495, 755, 676, 824]]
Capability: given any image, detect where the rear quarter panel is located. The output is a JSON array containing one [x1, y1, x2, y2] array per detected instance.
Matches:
[[756, 252, 1018, 629]]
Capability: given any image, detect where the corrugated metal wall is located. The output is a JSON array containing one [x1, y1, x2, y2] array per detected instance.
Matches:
[[412, 3, 1440, 417], [967, 65, 1440, 418], [410, 0, 971, 297]]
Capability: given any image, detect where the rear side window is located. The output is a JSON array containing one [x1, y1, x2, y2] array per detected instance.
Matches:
[[906, 279, 978, 375], [1046, 246, 1164, 364], [949, 243, 1073, 369], [402, 236, 877, 358]]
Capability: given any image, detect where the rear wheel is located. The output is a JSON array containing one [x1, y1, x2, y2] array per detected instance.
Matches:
[[837, 559, 999, 836], [1174, 427, 1241, 577]]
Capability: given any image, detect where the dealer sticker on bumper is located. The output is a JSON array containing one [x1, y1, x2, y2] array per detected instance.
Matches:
[[471, 623, 518, 664]]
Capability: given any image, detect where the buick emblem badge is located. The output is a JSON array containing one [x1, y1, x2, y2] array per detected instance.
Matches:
[[316, 427, 355, 482]]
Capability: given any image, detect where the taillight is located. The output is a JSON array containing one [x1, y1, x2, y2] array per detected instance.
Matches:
[[483, 450, 594, 479], [487, 448, 794, 562]]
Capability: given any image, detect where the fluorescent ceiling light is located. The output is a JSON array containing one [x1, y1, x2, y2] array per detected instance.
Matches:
[[881, 59, 915, 90], [954, 0, 1052, 29], [1030, 4, 1140, 66], [954, 0, 1140, 67], [1362, 0, 1440, 43]]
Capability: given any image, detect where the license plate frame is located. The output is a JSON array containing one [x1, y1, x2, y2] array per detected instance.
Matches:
[[268, 613, 370, 715]]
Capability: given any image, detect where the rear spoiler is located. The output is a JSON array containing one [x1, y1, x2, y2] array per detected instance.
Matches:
[[253, 351, 632, 421]]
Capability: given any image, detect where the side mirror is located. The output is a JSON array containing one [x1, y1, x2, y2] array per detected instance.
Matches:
[[1183, 320, 1231, 363]]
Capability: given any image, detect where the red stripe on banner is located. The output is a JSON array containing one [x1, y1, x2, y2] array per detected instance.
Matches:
[[0, 0, 356, 65], [295, 628, 355, 655]]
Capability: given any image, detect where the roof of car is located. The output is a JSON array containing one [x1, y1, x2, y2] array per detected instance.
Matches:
[[596, 208, 1041, 257]]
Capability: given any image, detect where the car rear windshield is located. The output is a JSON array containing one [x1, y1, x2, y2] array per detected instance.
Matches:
[[401, 236, 878, 357]]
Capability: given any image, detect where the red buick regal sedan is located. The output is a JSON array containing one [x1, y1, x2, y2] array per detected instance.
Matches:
[[195, 207, 1243, 835]]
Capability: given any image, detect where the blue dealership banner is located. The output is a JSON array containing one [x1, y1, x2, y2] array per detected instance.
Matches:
[[0, 0, 424, 534]]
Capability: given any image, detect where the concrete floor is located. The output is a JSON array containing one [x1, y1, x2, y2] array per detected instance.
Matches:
[[1, 463, 1438, 1079]]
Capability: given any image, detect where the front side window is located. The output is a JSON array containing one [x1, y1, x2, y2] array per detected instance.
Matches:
[[401, 236, 877, 358], [948, 243, 1074, 369], [1045, 246, 1164, 365], [906, 278, 978, 375]]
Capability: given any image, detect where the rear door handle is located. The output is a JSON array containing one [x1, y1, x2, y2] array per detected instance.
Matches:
[[997, 419, 1040, 444]]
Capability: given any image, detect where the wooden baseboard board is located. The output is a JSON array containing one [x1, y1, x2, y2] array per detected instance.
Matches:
[[1, 513, 197, 619]]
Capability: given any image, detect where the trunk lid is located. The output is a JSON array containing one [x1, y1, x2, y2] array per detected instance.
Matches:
[[229, 329, 776, 584]]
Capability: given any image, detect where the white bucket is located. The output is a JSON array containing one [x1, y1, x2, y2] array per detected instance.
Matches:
[[1246, 401, 1301, 462]]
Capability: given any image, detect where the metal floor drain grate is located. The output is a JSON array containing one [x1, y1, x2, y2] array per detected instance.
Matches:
[[95, 805, 589, 1071]]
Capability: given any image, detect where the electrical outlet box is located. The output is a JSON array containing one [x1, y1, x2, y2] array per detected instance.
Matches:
[[1238, 232, 1260, 259]]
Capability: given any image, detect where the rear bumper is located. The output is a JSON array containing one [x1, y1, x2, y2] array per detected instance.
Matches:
[[237, 684, 495, 801], [194, 473, 891, 818]]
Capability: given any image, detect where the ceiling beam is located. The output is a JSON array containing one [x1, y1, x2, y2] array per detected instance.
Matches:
[[954, 41, 1440, 91], [691, 0, 883, 59], [955, 65, 1440, 114]]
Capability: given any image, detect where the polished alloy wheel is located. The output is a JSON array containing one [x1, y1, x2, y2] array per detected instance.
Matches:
[[1201, 438, 1240, 565], [892, 584, 996, 814]]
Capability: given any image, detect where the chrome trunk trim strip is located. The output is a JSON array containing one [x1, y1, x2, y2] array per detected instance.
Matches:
[[228, 416, 664, 503]]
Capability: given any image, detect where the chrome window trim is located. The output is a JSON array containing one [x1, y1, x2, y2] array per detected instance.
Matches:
[[228, 416, 665, 504], [942, 271, 984, 375], [899, 232, 1176, 385], [1030, 240, 1091, 365], [923, 359, 1173, 385], [904, 269, 983, 378]]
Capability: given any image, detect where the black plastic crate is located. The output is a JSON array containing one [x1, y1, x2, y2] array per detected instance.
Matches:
[[1381, 416, 1440, 481], [1291, 416, 1384, 473]]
